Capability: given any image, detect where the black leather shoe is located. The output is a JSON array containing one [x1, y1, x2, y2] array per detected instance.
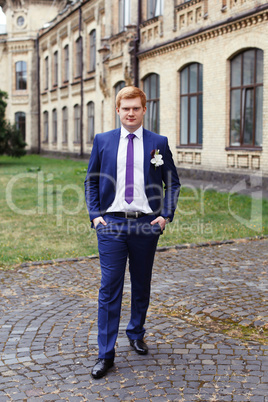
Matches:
[[129, 339, 148, 355], [91, 358, 114, 379]]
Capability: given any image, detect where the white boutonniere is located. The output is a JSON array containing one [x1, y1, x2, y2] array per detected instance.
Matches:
[[150, 149, 164, 169]]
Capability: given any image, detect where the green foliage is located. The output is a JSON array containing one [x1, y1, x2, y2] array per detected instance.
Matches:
[[0, 90, 27, 157]]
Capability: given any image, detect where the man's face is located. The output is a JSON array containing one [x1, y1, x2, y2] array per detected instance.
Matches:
[[116, 97, 147, 132]]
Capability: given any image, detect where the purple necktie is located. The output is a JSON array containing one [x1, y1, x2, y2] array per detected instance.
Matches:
[[125, 133, 136, 204]]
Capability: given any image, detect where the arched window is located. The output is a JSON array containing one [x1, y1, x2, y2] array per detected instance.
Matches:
[[89, 30, 96, 72], [114, 81, 125, 128], [76, 37, 82, 78], [74, 104, 81, 143], [143, 73, 160, 134], [52, 109, 57, 143], [53, 51, 58, 86], [43, 111, 49, 143], [62, 107, 68, 144], [45, 56, 49, 90], [180, 63, 203, 145], [15, 112, 26, 141], [87, 102, 95, 143], [64, 45, 69, 83], [15, 61, 27, 90], [230, 48, 263, 147]]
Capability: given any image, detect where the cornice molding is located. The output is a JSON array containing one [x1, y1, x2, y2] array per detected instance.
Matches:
[[175, 0, 203, 12], [138, 8, 268, 61]]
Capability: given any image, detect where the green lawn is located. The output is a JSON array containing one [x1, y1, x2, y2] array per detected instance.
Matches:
[[0, 155, 267, 268]]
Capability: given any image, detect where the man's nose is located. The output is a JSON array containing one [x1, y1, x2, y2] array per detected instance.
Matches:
[[128, 109, 134, 115]]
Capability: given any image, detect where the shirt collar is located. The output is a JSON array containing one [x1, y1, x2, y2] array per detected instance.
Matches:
[[121, 125, 143, 139]]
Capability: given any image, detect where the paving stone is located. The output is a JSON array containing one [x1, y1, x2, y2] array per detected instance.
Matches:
[[0, 239, 267, 400]]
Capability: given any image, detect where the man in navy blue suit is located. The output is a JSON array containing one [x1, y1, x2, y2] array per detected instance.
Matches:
[[85, 86, 180, 379]]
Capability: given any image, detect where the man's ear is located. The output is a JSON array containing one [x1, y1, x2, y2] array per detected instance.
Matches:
[[116, 108, 120, 115], [143, 106, 147, 115]]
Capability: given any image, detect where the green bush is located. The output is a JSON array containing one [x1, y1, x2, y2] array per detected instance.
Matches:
[[0, 90, 27, 157]]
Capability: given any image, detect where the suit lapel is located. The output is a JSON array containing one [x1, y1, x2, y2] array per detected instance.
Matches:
[[143, 128, 153, 184]]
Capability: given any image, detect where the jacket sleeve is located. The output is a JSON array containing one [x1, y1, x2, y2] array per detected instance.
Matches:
[[84, 135, 101, 222], [160, 138, 181, 222]]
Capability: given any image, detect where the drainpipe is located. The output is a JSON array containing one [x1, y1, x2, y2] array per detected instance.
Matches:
[[79, 6, 84, 158], [37, 32, 41, 154], [134, 0, 142, 87]]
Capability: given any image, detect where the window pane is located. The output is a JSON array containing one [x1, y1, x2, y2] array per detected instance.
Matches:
[[144, 106, 150, 131], [65, 46, 69, 82], [230, 89, 241, 146], [125, 0, 130, 25], [243, 88, 253, 145], [151, 100, 159, 133], [231, 54, 241, 87], [143, 74, 160, 133], [155, 0, 162, 16], [15, 112, 26, 140], [143, 77, 149, 97], [115, 81, 125, 128], [255, 86, 263, 146], [180, 68, 188, 95], [198, 64, 203, 92], [189, 64, 197, 93], [45, 57, 49, 89], [147, 0, 154, 19], [189, 96, 197, 143], [150, 74, 157, 99], [87, 102, 94, 142], [243, 50, 255, 86], [90, 30, 96, 71], [76, 38, 82, 77], [119, 0, 124, 31], [63, 107, 68, 143], [198, 94, 203, 144], [256, 49, 263, 84], [180, 96, 188, 145]]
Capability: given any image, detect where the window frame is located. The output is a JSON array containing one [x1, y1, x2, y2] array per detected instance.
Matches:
[[53, 51, 58, 87], [229, 48, 263, 149], [52, 109, 57, 143], [43, 111, 49, 143], [74, 104, 81, 143], [87, 101, 95, 143], [89, 30, 96, 72], [114, 81, 125, 128], [15, 61, 27, 90], [62, 106, 68, 144], [15, 111, 26, 141], [119, 0, 130, 32], [76, 37, 82, 78], [143, 73, 160, 134], [64, 45, 69, 83], [45, 56, 49, 90], [179, 63, 203, 147]]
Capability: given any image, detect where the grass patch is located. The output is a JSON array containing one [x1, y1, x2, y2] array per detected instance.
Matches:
[[0, 154, 267, 268]]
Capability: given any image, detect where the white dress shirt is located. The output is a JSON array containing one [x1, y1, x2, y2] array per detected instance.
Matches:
[[106, 125, 153, 213]]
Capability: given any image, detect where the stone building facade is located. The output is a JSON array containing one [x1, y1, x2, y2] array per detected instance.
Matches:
[[0, 0, 267, 178]]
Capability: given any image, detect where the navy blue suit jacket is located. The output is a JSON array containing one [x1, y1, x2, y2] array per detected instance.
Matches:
[[84, 128, 180, 223]]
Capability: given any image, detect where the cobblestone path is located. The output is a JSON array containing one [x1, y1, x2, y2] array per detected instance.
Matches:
[[0, 239, 267, 401]]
